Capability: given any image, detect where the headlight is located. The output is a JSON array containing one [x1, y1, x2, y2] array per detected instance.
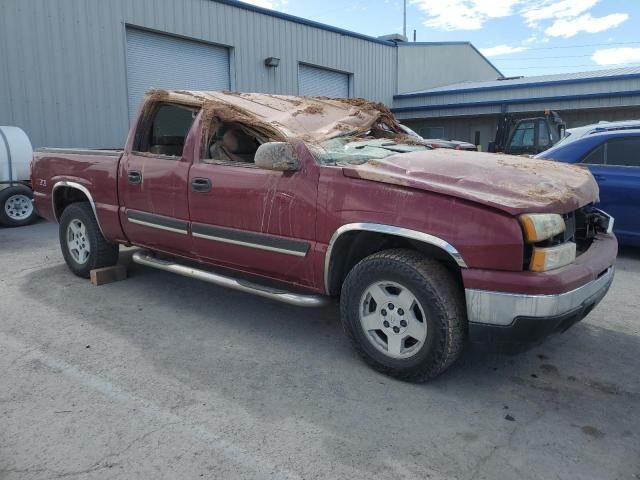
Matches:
[[519, 214, 565, 243], [530, 242, 576, 272]]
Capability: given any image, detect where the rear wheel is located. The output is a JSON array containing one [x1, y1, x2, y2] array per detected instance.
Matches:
[[340, 249, 466, 382], [59, 202, 119, 278], [0, 184, 38, 227]]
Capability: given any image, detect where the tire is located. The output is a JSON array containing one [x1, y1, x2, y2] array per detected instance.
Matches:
[[340, 249, 466, 382], [0, 184, 38, 227], [59, 202, 119, 278]]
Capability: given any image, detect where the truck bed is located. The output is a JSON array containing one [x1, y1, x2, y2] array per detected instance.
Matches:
[[31, 147, 125, 242]]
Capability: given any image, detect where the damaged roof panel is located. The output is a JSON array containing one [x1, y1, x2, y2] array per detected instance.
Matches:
[[147, 89, 399, 143]]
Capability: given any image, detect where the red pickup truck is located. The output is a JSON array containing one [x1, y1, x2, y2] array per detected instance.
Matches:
[[31, 90, 617, 382]]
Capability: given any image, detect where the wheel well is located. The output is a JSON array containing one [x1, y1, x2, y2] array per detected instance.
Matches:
[[53, 186, 90, 221], [326, 231, 463, 297]]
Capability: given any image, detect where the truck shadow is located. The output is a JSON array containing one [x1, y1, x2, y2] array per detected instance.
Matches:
[[20, 249, 640, 394]]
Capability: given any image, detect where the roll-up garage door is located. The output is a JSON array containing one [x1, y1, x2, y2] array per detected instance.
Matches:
[[125, 28, 230, 122], [298, 64, 350, 97]]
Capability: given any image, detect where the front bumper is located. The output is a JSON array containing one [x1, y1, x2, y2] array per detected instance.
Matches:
[[467, 267, 613, 353], [464, 232, 616, 354]]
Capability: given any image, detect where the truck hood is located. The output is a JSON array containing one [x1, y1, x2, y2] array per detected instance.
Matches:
[[342, 149, 599, 215]]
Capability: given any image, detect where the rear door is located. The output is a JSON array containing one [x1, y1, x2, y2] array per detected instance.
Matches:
[[118, 102, 199, 255], [598, 137, 640, 242]]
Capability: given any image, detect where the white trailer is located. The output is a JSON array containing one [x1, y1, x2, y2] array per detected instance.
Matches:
[[0, 126, 38, 227]]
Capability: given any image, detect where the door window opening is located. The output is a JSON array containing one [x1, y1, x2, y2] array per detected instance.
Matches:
[[204, 121, 262, 165], [135, 103, 198, 158]]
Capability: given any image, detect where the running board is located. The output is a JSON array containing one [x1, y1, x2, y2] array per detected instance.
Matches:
[[132, 250, 329, 308]]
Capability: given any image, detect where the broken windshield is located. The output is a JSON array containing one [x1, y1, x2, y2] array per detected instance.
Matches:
[[310, 137, 429, 165]]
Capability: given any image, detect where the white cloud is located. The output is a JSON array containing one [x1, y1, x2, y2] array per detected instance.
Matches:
[[480, 45, 527, 57], [409, 0, 627, 37], [545, 12, 629, 38], [521, 0, 598, 27], [592, 47, 640, 65], [409, 0, 519, 30]]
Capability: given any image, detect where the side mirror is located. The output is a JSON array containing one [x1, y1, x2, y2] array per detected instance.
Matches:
[[254, 142, 300, 172]]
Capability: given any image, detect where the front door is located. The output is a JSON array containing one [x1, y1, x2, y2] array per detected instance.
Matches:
[[119, 102, 199, 255], [188, 128, 319, 287]]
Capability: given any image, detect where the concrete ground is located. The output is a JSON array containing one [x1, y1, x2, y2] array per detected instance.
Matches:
[[1, 221, 639, 480]]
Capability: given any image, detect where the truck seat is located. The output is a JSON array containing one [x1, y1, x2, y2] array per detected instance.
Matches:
[[209, 128, 258, 163], [148, 136, 185, 156]]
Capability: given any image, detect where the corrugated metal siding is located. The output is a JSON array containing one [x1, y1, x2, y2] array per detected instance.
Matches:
[[396, 44, 500, 94], [125, 28, 230, 121], [394, 104, 504, 120], [403, 66, 640, 95], [393, 77, 640, 110], [0, 0, 397, 148], [298, 64, 350, 97], [402, 105, 640, 151]]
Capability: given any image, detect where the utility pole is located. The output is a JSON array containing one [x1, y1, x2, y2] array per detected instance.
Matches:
[[403, 0, 407, 37]]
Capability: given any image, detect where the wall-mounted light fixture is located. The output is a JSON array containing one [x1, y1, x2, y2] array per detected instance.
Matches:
[[264, 57, 280, 67]]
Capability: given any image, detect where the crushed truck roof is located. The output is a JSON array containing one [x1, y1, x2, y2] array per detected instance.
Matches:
[[147, 89, 400, 143]]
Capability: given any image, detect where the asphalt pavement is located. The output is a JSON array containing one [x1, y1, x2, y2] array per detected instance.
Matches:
[[1, 221, 639, 480]]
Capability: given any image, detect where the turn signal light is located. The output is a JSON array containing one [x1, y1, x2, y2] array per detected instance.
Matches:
[[530, 242, 576, 272]]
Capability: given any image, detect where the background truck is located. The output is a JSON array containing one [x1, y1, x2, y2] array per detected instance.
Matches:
[[31, 90, 616, 382], [0, 126, 38, 227], [488, 110, 566, 156]]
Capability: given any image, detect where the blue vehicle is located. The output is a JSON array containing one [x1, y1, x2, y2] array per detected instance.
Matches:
[[536, 130, 640, 247]]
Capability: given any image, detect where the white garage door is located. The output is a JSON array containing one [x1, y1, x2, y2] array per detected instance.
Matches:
[[298, 64, 350, 97], [125, 28, 230, 122]]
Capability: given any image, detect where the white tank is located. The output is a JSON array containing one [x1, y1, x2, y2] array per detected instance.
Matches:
[[0, 126, 33, 182]]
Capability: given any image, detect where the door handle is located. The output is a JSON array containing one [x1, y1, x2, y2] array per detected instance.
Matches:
[[191, 177, 212, 193], [593, 174, 606, 182], [127, 170, 142, 184]]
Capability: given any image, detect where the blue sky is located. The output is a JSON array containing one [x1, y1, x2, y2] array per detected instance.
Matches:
[[244, 0, 640, 78]]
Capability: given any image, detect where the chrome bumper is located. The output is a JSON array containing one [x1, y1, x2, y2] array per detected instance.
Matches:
[[465, 267, 615, 326]]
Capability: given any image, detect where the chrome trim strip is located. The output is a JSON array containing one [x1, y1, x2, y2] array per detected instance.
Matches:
[[132, 250, 328, 307], [127, 217, 188, 235], [51, 181, 106, 236], [465, 266, 614, 326], [324, 223, 468, 294], [192, 232, 307, 257], [37, 147, 122, 157]]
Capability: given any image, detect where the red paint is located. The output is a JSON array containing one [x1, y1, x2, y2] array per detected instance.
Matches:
[[31, 97, 616, 299], [462, 233, 617, 295], [342, 149, 599, 215]]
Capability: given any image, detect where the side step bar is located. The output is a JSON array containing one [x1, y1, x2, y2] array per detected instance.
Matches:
[[132, 250, 330, 308]]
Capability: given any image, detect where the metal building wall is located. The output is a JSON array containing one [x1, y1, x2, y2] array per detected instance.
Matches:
[[403, 117, 498, 151], [401, 105, 640, 151], [396, 43, 501, 94], [0, 0, 397, 148], [393, 76, 640, 119]]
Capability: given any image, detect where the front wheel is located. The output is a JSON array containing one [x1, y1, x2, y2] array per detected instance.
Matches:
[[0, 184, 38, 227], [340, 249, 466, 382], [59, 202, 119, 278]]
